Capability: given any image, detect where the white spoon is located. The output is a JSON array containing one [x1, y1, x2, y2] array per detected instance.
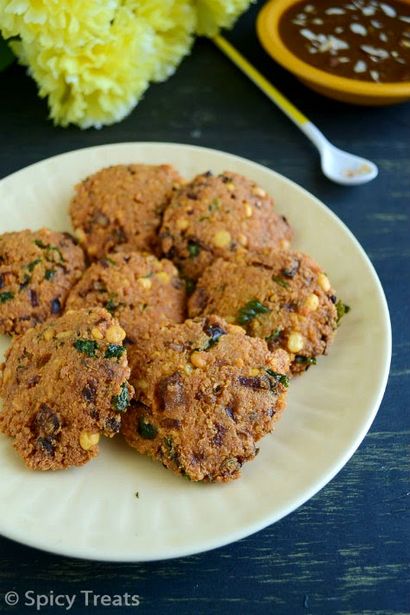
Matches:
[[301, 122, 378, 185], [214, 36, 378, 186]]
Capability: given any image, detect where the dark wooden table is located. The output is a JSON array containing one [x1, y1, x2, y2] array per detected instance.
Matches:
[[0, 3, 409, 614]]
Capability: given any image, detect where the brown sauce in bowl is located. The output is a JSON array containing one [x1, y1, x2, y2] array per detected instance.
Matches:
[[279, 0, 410, 82]]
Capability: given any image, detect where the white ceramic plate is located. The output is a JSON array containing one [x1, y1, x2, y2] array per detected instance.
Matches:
[[0, 143, 391, 562]]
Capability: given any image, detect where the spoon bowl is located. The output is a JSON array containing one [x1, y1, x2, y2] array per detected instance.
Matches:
[[301, 121, 378, 186], [320, 143, 378, 187]]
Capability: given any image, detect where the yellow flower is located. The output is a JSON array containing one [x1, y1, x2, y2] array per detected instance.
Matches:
[[0, 0, 253, 128], [0, 0, 114, 45], [10, 4, 155, 128], [195, 0, 255, 37], [138, 0, 196, 82]]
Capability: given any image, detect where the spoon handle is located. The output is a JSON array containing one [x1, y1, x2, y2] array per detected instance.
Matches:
[[213, 35, 329, 152]]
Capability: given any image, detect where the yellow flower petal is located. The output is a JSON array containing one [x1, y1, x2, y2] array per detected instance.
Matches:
[[195, 0, 254, 37]]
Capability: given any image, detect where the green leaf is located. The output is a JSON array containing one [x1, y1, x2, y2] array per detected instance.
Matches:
[[73, 339, 99, 357], [336, 300, 351, 324], [198, 321, 227, 351], [137, 418, 157, 440], [188, 240, 200, 258], [208, 198, 220, 212], [0, 36, 15, 72], [294, 355, 317, 365], [27, 258, 42, 272], [271, 275, 289, 289], [184, 277, 196, 295], [104, 344, 125, 359], [163, 435, 179, 463], [265, 328, 282, 344], [237, 299, 271, 325], [19, 274, 31, 290], [112, 383, 130, 412], [34, 239, 65, 263], [45, 269, 56, 281], [265, 368, 290, 389], [0, 291, 14, 303], [105, 295, 119, 315]]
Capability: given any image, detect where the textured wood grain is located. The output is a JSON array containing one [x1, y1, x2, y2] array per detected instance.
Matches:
[[0, 1, 409, 613]]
